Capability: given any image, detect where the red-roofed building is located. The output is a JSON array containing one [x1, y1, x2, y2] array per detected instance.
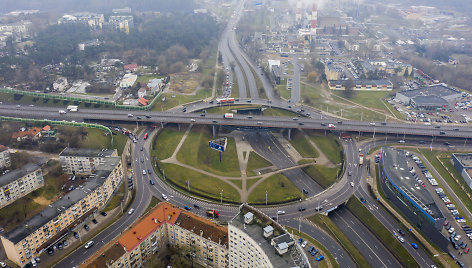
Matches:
[[137, 97, 149, 106], [124, 63, 138, 72], [81, 202, 229, 268], [11, 127, 42, 141], [42, 125, 51, 132]]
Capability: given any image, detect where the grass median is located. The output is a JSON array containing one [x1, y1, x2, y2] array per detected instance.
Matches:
[[246, 151, 272, 176], [308, 214, 371, 268], [247, 173, 301, 204], [303, 165, 340, 188], [308, 132, 342, 164], [346, 197, 418, 268], [290, 130, 319, 158], [151, 126, 186, 160]]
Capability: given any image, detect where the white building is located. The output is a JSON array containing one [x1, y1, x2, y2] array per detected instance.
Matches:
[[59, 148, 118, 175], [0, 163, 43, 209], [267, 60, 281, 72], [119, 73, 137, 88], [53, 77, 68, 92]]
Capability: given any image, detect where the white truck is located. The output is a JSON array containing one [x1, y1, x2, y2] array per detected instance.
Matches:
[[223, 113, 234, 119], [359, 154, 364, 165], [67, 105, 78, 112], [328, 123, 336, 128]]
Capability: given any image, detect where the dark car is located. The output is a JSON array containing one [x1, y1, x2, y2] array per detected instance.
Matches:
[[47, 249, 54, 256], [84, 224, 90, 231], [100, 211, 107, 217], [145, 115, 151, 118], [57, 242, 63, 249], [148, 169, 152, 174], [298, 207, 306, 212], [63, 240, 68, 247], [398, 229, 405, 236], [302, 189, 308, 195], [74, 232, 79, 239], [193, 204, 200, 209], [92, 219, 98, 224], [149, 179, 155, 185]]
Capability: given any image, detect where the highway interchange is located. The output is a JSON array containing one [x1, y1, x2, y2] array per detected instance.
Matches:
[[2, 0, 472, 267]]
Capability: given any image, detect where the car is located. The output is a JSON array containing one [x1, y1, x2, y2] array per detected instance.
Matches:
[[145, 115, 151, 119], [136, 116, 142, 120], [465, 247, 469, 253], [302, 189, 308, 195], [184, 205, 191, 210], [312, 249, 319, 256], [16, 105, 21, 108], [74, 232, 79, 239], [142, 170, 146, 175], [84, 241, 94, 249], [455, 235, 461, 241], [63, 240, 68, 247], [190, 119, 196, 122], [0, 262, 5, 267], [449, 227, 455, 233], [148, 169, 152, 174], [397, 236, 405, 243], [277, 211, 285, 215], [127, 114, 133, 117], [149, 180, 155, 185], [47, 249, 54, 256], [140, 147, 143, 151], [193, 204, 200, 209], [212, 120, 218, 123], [350, 182, 354, 187], [298, 207, 306, 212], [316, 255, 324, 261], [360, 197, 366, 203], [92, 219, 98, 224], [398, 229, 405, 236], [298, 238, 303, 244], [399, 140, 405, 143], [128, 208, 135, 215], [141, 159, 144, 163], [84, 224, 89, 231], [301, 241, 307, 248], [57, 242, 63, 249], [443, 220, 449, 226], [411, 243, 418, 249], [308, 245, 314, 252], [292, 117, 299, 121], [100, 211, 107, 217], [298, 122, 304, 125]]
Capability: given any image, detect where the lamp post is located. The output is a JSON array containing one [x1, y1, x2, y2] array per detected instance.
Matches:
[[266, 190, 268, 206], [220, 190, 223, 204]]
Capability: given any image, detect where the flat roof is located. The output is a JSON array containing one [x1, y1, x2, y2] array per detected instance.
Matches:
[[398, 84, 460, 98], [0, 163, 40, 187], [84, 238, 126, 268], [176, 211, 228, 248], [230, 206, 307, 268], [452, 153, 472, 168], [329, 79, 392, 86], [59, 148, 117, 158], [119, 202, 180, 252], [381, 147, 443, 220], [3, 157, 120, 243], [411, 95, 448, 106]]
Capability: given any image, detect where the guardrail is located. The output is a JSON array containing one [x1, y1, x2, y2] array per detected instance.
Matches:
[[0, 88, 163, 111]]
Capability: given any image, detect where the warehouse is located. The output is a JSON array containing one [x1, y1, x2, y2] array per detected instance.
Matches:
[[396, 84, 462, 110], [452, 153, 472, 191]]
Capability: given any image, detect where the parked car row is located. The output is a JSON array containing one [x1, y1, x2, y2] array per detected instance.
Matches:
[[297, 238, 324, 261]]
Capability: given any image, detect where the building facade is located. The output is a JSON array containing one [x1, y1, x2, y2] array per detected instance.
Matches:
[[83, 202, 228, 268], [1, 149, 123, 266], [0, 145, 11, 169], [328, 79, 393, 91], [59, 148, 118, 175], [0, 163, 43, 209], [452, 153, 472, 191]]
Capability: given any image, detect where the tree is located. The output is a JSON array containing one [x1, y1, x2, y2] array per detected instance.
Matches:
[[307, 71, 318, 83], [343, 78, 355, 98], [403, 68, 409, 77]]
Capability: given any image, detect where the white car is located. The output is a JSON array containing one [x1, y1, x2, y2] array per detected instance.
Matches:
[[350, 182, 354, 187], [455, 235, 461, 241], [448, 227, 455, 233], [190, 119, 196, 122], [277, 211, 285, 215], [84, 241, 94, 249], [301, 240, 307, 248], [128, 208, 135, 215], [397, 236, 405, 243]]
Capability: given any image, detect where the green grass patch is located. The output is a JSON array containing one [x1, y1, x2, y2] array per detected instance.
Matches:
[[332, 91, 390, 111], [144, 196, 162, 214], [177, 125, 240, 177], [246, 151, 272, 176], [151, 126, 186, 160], [159, 163, 240, 203], [346, 197, 418, 268], [297, 159, 315, 165], [103, 183, 125, 212], [230, 179, 243, 190], [308, 214, 371, 268], [276, 79, 291, 100], [303, 165, 340, 188], [230, 72, 239, 98], [290, 131, 319, 158], [152, 89, 211, 111], [284, 226, 338, 268], [135, 74, 164, 85], [246, 177, 261, 190], [247, 173, 302, 204], [262, 107, 298, 117], [309, 133, 342, 164]]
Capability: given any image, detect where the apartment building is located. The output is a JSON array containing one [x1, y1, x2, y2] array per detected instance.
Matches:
[[83, 202, 229, 268], [228, 204, 311, 268], [0, 163, 43, 209], [59, 148, 118, 175], [1, 149, 123, 266], [0, 145, 11, 169]]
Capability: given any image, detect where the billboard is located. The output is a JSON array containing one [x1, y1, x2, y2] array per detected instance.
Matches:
[[209, 138, 227, 153]]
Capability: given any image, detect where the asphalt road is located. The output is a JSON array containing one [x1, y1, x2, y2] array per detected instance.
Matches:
[[291, 57, 301, 103], [245, 131, 323, 196]]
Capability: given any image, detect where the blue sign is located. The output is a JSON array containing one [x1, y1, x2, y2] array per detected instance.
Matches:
[[209, 138, 227, 153]]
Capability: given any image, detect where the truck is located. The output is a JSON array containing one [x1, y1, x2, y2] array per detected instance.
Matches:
[[359, 154, 364, 165], [59, 110, 67, 114], [206, 209, 219, 218], [223, 113, 234, 119], [328, 124, 336, 129], [67, 105, 78, 112]]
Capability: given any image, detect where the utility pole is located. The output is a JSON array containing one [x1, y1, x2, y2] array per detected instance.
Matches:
[[220, 190, 223, 204], [361, 111, 363, 121], [298, 214, 301, 233], [266, 190, 268, 206], [187, 180, 190, 192]]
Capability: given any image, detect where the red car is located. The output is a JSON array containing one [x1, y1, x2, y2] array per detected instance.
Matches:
[[464, 248, 469, 254], [443, 220, 449, 226]]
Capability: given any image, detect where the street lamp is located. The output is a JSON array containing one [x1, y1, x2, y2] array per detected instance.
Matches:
[[220, 190, 223, 204], [266, 190, 268, 206]]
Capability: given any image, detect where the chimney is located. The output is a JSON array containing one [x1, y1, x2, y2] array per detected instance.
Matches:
[[200, 230, 203, 237]]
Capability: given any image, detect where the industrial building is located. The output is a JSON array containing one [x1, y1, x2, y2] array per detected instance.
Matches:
[[396, 84, 462, 110], [1, 148, 123, 267], [82, 202, 228, 268], [0, 163, 43, 209], [452, 153, 472, 191], [228, 204, 310, 268], [379, 147, 448, 251]]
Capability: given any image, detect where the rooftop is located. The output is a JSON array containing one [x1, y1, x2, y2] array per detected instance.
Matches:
[[398, 84, 461, 98], [3, 157, 120, 243], [175, 211, 228, 248], [85, 239, 126, 268], [452, 153, 472, 168], [119, 202, 180, 252], [329, 79, 393, 86], [381, 147, 443, 220], [59, 148, 117, 158], [411, 95, 449, 106], [0, 144, 8, 152], [230, 205, 309, 268], [0, 163, 40, 187]]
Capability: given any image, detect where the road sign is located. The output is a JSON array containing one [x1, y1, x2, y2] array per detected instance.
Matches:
[[209, 138, 227, 153]]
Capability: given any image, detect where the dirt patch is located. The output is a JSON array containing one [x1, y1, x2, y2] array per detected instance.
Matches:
[[33, 196, 51, 206], [168, 72, 201, 94]]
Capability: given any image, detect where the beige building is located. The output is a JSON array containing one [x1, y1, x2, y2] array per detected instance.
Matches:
[[1, 149, 123, 266], [0, 163, 43, 209], [324, 64, 340, 80], [228, 204, 311, 268], [59, 148, 118, 175], [0, 145, 11, 169], [328, 79, 393, 91], [83, 202, 228, 268]]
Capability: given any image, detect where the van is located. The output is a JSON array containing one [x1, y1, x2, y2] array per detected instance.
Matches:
[[84, 241, 94, 249]]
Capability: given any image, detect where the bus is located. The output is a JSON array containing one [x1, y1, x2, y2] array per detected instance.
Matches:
[[216, 98, 235, 104], [144, 133, 149, 140]]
